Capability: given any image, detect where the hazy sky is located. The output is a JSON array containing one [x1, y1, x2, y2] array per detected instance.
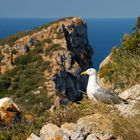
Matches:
[[0, 0, 140, 18]]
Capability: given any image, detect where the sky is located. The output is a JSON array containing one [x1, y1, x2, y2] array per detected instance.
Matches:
[[0, 0, 140, 18]]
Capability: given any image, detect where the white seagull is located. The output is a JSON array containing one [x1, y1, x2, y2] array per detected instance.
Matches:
[[81, 68, 127, 104]]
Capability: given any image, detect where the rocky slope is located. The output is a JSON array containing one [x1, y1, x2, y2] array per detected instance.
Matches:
[[0, 17, 93, 139], [1, 17, 140, 140], [0, 17, 93, 110], [27, 84, 140, 140]]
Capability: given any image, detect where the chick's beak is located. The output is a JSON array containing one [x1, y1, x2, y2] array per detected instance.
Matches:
[[81, 71, 87, 75]]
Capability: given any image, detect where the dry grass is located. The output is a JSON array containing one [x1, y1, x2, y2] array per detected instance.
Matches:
[[113, 113, 140, 140], [48, 98, 140, 140], [47, 98, 115, 126]]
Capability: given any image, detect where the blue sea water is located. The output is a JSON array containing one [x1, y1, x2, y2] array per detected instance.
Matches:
[[0, 18, 136, 70]]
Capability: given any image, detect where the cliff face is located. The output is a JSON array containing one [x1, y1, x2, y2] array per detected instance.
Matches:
[[0, 17, 93, 107]]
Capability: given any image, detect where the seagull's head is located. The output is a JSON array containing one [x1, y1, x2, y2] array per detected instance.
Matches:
[[81, 68, 97, 76]]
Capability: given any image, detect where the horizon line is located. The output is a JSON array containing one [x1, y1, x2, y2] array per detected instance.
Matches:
[[0, 16, 137, 19]]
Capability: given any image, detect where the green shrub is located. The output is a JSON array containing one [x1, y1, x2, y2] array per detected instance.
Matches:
[[99, 31, 140, 91], [46, 38, 52, 44], [0, 75, 11, 91], [14, 55, 32, 66], [45, 43, 65, 56]]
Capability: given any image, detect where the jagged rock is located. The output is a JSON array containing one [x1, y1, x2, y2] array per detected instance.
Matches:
[[27, 133, 40, 140], [53, 70, 81, 102], [0, 97, 21, 126], [61, 122, 88, 140], [23, 45, 30, 53], [116, 101, 138, 117], [0, 17, 92, 106], [61, 114, 116, 140], [95, 131, 117, 140], [116, 84, 140, 117], [40, 123, 63, 140], [61, 123, 77, 136], [98, 52, 115, 91], [119, 84, 140, 101], [86, 133, 98, 140], [70, 132, 85, 140], [35, 113, 119, 140], [99, 52, 112, 69], [77, 114, 113, 133]]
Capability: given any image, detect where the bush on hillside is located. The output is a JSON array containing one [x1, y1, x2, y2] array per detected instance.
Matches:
[[99, 32, 140, 91]]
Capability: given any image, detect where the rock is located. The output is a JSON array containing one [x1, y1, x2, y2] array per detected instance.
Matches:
[[30, 113, 121, 140], [95, 131, 116, 140], [61, 123, 87, 140], [40, 123, 63, 140], [61, 123, 77, 136], [72, 17, 85, 25], [116, 101, 138, 117], [99, 52, 112, 69], [98, 52, 113, 90], [116, 84, 140, 117], [33, 90, 40, 96], [27, 133, 41, 140], [62, 135, 69, 140], [0, 97, 21, 126], [119, 84, 140, 101], [53, 70, 81, 102], [77, 114, 113, 133], [61, 114, 115, 140], [86, 133, 98, 140], [23, 45, 30, 53], [70, 131, 85, 140]]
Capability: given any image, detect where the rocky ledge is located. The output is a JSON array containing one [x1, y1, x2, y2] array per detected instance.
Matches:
[[28, 114, 119, 140]]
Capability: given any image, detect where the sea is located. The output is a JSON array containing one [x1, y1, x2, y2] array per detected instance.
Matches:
[[0, 18, 136, 70]]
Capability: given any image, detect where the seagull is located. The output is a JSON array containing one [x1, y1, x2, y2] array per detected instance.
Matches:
[[81, 68, 127, 104]]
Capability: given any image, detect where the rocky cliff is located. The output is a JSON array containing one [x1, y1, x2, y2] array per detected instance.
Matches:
[[1, 17, 140, 140], [0, 17, 93, 109]]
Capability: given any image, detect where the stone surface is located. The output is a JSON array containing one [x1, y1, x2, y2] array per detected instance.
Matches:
[[0, 97, 21, 126], [40, 123, 63, 140], [61, 114, 115, 140], [119, 84, 140, 101], [116, 84, 140, 117], [33, 113, 119, 140], [99, 52, 112, 69], [61, 123, 77, 136], [77, 114, 113, 133], [86, 133, 98, 140]]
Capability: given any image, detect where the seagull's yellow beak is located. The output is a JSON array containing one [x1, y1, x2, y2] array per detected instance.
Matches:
[[81, 71, 88, 75]]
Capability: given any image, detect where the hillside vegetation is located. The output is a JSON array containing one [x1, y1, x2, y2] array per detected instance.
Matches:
[[99, 17, 140, 92], [0, 17, 93, 139], [0, 17, 140, 140]]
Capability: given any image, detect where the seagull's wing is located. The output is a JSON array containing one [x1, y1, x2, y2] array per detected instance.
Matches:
[[93, 88, 123, 104]]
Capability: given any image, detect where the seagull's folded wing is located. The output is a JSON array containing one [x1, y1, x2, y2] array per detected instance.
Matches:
[[94, 88, 122, 104]]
